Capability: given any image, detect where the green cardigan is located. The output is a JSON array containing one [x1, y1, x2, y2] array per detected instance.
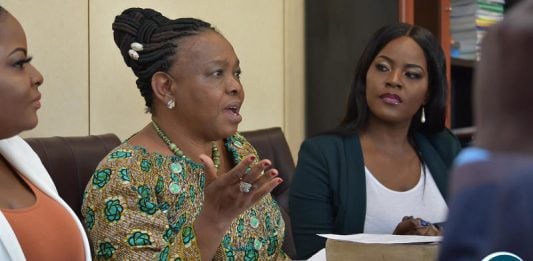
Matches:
[[288, 129, 461, 259]]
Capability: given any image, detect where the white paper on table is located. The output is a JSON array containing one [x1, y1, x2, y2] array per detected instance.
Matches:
[[306, 248, 326, 261], [318, 233, 442, 244]]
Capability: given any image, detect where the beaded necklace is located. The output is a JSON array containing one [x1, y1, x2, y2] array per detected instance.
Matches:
[[151, 121, 221, 169]]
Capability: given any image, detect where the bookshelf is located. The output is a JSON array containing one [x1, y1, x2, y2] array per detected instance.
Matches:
[[451, 58, 475, 68], [411, 0, 523, 147], [450, 58, 474, 129], [401, 0, 510, 147]]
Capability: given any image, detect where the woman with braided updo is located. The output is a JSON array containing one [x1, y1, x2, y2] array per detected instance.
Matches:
[[81, 7, 288, 261]]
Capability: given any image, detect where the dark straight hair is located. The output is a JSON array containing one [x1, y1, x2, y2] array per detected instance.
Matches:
[[336, 23, 448, 137]]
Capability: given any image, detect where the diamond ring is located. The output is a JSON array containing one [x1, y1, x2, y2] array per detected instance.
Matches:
[[239, 181, 253, 193]]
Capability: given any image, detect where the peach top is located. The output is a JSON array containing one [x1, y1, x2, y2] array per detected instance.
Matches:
[[1, 175, 85, 261]]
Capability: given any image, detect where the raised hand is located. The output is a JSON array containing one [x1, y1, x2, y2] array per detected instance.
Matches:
[[194, 154, 283, 260]]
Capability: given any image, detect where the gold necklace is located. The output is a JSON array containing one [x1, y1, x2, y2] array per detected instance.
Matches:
[[151, 121, 220, 169]]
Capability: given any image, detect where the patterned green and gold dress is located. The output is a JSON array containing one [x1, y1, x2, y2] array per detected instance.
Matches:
[[82, 133, 289, 260]]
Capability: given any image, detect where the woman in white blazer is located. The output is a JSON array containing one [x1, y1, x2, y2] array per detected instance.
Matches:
[[0, 6, 91, 260]]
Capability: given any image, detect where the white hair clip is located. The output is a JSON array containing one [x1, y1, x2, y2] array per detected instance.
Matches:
[[128, 42, 144, 61], [130, 42, 144, 51], [128, 49, 139, 61]]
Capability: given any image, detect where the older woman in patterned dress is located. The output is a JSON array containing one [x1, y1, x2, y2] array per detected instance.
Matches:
[[82, 7, 288, 261]]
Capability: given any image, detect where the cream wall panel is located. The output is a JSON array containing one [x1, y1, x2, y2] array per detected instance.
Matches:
[[3, 1, 89, 137], [284, 0, 305, 159], [2, 1, 305, 157], [90, 1, 285, 140]]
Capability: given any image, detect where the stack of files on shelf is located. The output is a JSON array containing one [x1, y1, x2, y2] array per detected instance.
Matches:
[[475, 0, 505, 60], [450, 0, 505, 61], [451, 0, 478, 60]]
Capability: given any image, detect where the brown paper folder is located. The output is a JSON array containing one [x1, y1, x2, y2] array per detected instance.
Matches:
[[325, 238, 439, 261]]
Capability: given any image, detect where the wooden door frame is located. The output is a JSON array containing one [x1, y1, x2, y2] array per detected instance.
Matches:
[[398, 0, 414, 24]]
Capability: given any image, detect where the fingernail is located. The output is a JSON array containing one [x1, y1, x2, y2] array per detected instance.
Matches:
[[277, 178, 283, 184], [250, 155, 256, 161], [263, 161, 271, 167], [270, 171, 278, 177]]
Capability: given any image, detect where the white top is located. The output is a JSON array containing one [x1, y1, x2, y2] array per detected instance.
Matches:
[[0, 136, 92, 261], [363, 164, 448, 234]]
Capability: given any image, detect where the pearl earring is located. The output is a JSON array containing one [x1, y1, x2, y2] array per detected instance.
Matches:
[[421, 107, 426, 123], [167, 99, 175, 109]]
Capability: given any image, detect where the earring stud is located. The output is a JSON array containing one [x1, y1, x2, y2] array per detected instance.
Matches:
[[167, 99, 175, 109]]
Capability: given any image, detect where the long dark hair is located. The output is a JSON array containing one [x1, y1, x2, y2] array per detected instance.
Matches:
[[338, 23, 447, 136]]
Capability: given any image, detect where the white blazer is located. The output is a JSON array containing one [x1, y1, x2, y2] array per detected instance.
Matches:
[[0, 136, 92, 261]]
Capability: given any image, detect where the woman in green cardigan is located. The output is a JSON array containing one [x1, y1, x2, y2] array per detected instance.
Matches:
[[289, 23, 461, 259]]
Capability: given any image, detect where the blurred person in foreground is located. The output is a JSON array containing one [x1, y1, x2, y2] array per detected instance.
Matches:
[[440, 0, 533, 260]]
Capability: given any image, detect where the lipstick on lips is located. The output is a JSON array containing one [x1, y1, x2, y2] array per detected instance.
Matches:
[[379, 93, 402, 105]]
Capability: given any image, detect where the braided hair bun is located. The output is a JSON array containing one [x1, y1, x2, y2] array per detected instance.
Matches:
[[112, 8, 215, 111]]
